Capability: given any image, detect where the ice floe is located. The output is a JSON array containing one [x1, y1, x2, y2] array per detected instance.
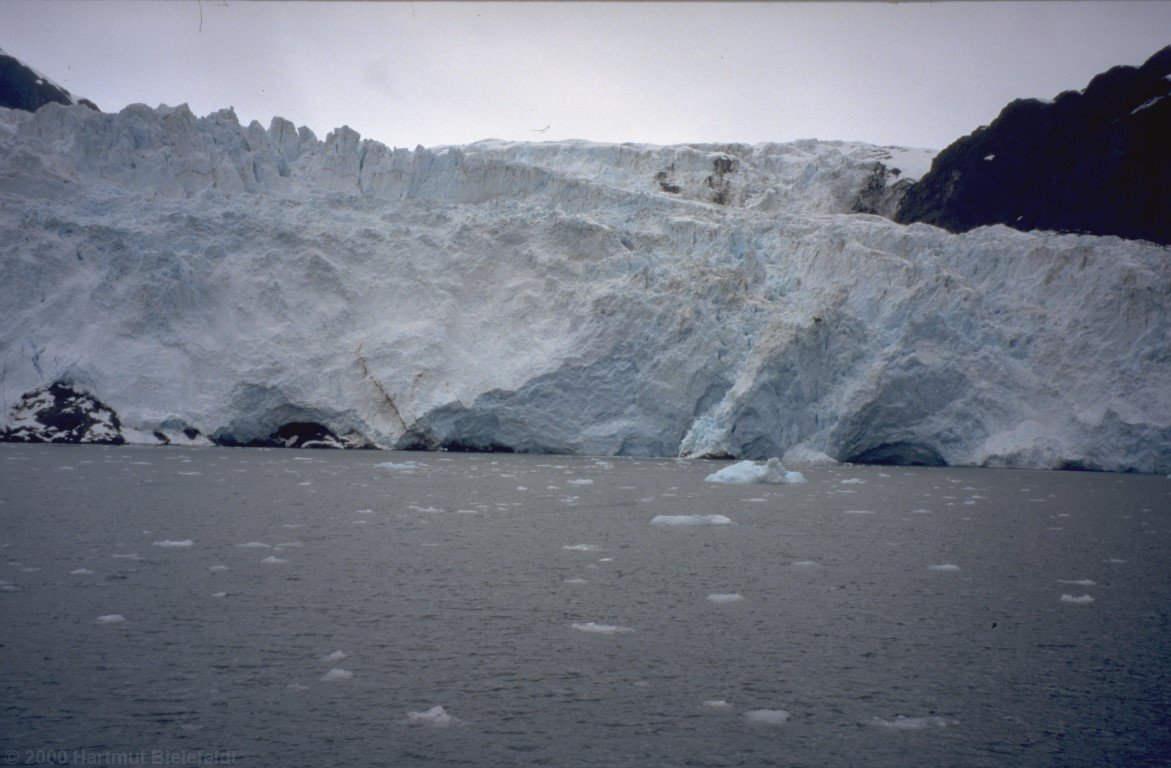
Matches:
[[1057, 579, 1096, 586], [261, 555, 288, 564], [236, 542, 271, 548], [562, 544, 601, 552], [321, 668, 353, 681], [571, 622, 633, 634], [407, 705, 459, 727], [869, 715, 957, 729], [707, 593, 744, 603], [928, 564, 961, 572], [70, 568, 94, 575], [152, 539, 193, 548], [564, 578, 588, 584], [322, 650, 347, 662], [1060, 594, 1095, 604], [96, 614, 125, 624], [703, 699, 731, 709], [744, 709, 790, 725], [705, 459, 806, 485], [651, 514, 734, 526], [377, 461, 421, 471], [209, 565, 230, 572]]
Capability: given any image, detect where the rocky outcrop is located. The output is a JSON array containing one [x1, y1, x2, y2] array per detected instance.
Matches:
[[0, 49, 97, 113], [1, 382, 124, 444], [896, 46, 1171, 245]]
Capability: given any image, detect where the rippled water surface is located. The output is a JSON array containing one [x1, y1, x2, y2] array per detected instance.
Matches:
[[1, 444, 1169, 767]]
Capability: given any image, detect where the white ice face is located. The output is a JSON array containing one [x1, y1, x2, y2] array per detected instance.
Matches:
[[1, 102, 1167, 472]]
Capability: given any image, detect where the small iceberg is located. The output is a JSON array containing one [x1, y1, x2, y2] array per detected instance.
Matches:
[[1060, 594, 1095, 604], [705, 458, 806, 485], [651, 514, 734, 526], [744, 709, 790, 725], [321, 668, 353, 681]]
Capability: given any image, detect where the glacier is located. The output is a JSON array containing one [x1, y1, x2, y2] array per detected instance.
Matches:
[[0, 101, 1168, 472]]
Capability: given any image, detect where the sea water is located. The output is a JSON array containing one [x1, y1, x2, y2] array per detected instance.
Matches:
[[1, 443, 1168, 767]]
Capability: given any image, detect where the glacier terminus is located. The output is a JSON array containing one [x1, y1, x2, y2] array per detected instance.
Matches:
[[0, 101, 1168, 473]]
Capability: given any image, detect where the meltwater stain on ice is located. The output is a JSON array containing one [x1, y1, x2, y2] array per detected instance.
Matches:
[[407, 705, 459, 727], [744, 709, 790, 725], [651, 514, 734, 526], [571, 622, 633, 634]]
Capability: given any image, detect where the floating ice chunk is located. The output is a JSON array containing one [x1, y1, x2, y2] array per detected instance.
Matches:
[[1057, 579, 1096, 586], [407, 705, 458, 727], [928, 564, 960, 572], [566, 479, 594, 486], [843, 510, 875, 515], [111, 553, 140, 560], [705, 459, 805, 485], [707, 593, 744, 603], [237, 542, 271, 548], [791, 560, 820, 568], [869, 715, 956, 729], [322, 650, 347, 662], [1060, 594, 1095, 604], [96, 614, 125, 624], [840, 478, 866, 485], [598, 557, 614, 562], [1104, 558, 1127, 564], [177, 471, 202, 476], [209, 565, 230, 572], [562, 544, 600, 551], [211, 592, 227, 598], [261, 555, 288, 564], [703, 699, 731, 709], [153, 539, 193, 548], [571, 622, 633, 634], [376, 461, 421, 471], [321, 668, 353, 681], [70, 568, 94, 575], [744, 709, 789, 725], [651, 514, 734, 526], [456, 509, 479, 514], [564, 578, 588, 584]]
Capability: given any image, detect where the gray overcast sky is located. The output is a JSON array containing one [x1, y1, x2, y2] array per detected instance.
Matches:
[[2, 1, 1169, 150]]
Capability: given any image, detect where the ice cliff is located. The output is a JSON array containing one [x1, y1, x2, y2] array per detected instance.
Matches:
[[0, 99, 1168, 472]]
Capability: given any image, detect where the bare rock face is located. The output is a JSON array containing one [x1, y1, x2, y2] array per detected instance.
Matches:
[[2, 382, 124, 444], [896, 46, 1171, 245]]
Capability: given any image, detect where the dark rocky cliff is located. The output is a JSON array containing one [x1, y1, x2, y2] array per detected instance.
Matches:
[[896, 46, 1171, 245], [0, 49, 97, 112]]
